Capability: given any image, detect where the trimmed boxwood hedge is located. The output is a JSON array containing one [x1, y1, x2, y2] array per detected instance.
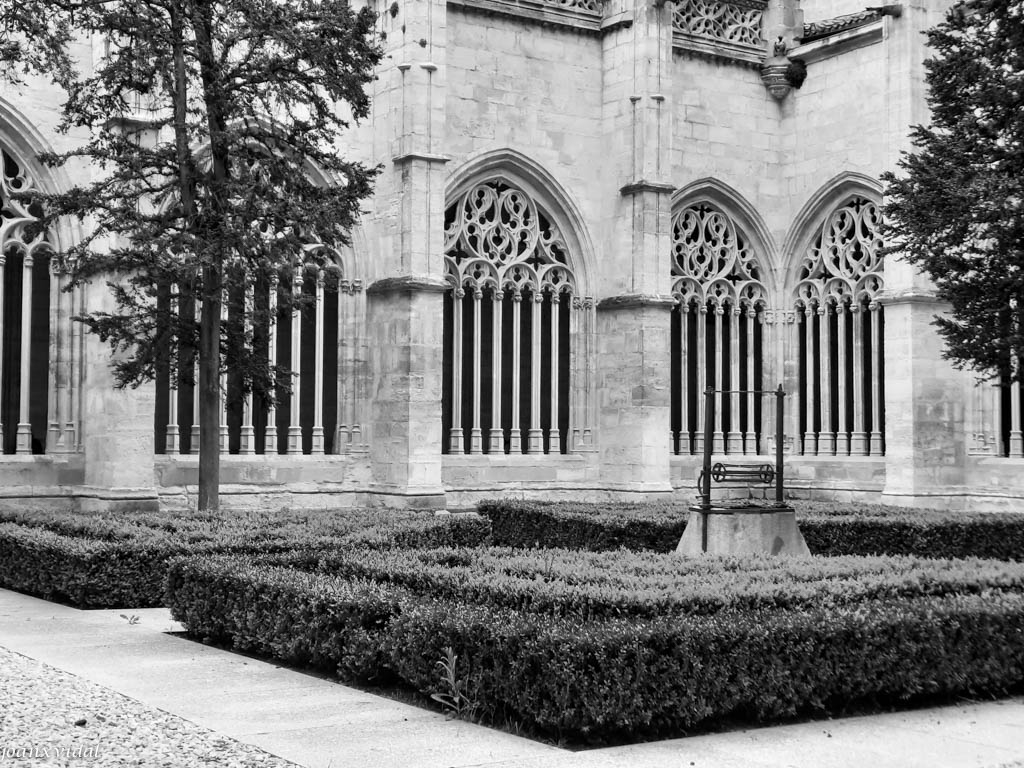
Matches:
[[385, 591, 1024, 741], [478, 499, 690, 552], [478, 498, 1024, 560], [295, 545, 1024, 619], [166, 551, 1024, 743], [0, 511, 490, 608]]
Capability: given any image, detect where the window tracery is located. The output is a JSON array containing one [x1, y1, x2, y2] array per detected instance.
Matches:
[[1, 147, 60, 455], [443, 179, 579, 455], [672, 0, 767, 49], [155, 251, 365, 457], [671, 202, 767, 456], [794, 196, 885, 457]]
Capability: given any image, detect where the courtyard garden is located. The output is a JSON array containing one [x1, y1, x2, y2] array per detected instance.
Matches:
[[1, 500, 1023, 745]]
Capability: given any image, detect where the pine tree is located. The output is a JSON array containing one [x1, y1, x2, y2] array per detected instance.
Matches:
[[1, 0, 383, 510], [882, 0, 1024, 379]]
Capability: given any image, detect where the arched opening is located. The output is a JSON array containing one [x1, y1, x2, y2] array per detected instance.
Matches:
[[1, 146, 52, 454], [154, 253, 365, 456], [793, 195, 885, 456], [442, 178, 577, 455], [671, 200, 768, 455]]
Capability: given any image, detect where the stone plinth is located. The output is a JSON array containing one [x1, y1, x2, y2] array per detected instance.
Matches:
[[676, 504, 810, 557]]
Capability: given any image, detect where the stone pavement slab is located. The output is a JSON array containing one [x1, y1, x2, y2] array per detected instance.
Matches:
[[2, 587, 1024, 768]]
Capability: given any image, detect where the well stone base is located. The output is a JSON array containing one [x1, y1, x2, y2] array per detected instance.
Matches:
[[676, 504, 811, 557]]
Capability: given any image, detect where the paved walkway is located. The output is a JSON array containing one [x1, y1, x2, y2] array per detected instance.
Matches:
[[2, 587, 1023, 768]]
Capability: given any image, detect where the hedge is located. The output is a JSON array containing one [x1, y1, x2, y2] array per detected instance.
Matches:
[[384, 592, 1024, 741], [478, 499, 689, 552], [479, 498, 1024, 560], [300, 545, 1024, 619], [0, 512, 491, 608], [166, 553, 1024, 743], [0, 507, 491, 548], [166, 556, 409, 682]]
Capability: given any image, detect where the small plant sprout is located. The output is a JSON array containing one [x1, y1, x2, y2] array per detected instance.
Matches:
[[430, 646, 478, 721]]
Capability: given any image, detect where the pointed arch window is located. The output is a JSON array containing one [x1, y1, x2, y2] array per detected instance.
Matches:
[[155, 251, 366, 457], [443, 179, 577, 455], [1, 147, 69, 455], [671, 202, 768, 455], [794, 195, 884, 456]]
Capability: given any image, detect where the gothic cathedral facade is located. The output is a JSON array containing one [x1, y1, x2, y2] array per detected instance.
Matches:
[[0, 0, 1015, 510]]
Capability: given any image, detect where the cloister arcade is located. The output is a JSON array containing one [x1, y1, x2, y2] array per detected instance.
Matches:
[[3, 132, 1017, 469], [0, 0, 1015, 510]]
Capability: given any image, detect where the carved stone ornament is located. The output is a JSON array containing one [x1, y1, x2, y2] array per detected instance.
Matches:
[[760, 36, 791, 99]]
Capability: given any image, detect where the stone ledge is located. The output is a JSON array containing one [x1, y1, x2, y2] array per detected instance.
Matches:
[[367, 276, 449, 295], [671, 34, 763, 68], [789, 18, 883, 64], [875, 288, 951, 307], [391, 151, 451, 166], [448, 0, 602, 34], [597, 294, 676, 311], [619, 179, 677, 197]]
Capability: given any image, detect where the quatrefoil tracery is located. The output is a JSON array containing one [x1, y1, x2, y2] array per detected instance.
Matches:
[[445, 180, 577, 298], [796, 196, 884, 309], [671, 203, 767, 311], [1, 149, 52, 263]]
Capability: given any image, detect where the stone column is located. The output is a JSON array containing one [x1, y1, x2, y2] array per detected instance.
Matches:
[[880, 0, 967, 506], [79, 281, 158, 511], [364, 0, 448, 508], [596, 0, 674, 494]]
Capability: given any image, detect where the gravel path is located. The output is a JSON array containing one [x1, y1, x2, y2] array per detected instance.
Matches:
[[0, 645, 302, 767]]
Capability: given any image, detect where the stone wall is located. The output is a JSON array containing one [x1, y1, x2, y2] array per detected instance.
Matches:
[[5, 0, 1015, 513]]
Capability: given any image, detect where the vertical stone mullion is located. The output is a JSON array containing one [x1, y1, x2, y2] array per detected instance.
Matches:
[[818, 303, 834, 455], [836, 302, 849, 455], [850, 303, 867, 455], [335, 281, 351, 454], [869, 303, 884, 455], [219, 289, 229, 456], [712, 305, 724, 453], [287, 268, 303, 455], [57, 267, 75, 452], [264, 277, 280, 454], [166, 287, 180, 454], [1010, 367, 1023, 456], [449, 285, 464, 454], [47, 261, 60, 452], [528, 291, 543, 454], [68, 283, 81, 452], [239, 281, 256, 455], [350, 285, 365, 449], [694, 304, 707, 454], [550, 291, 562, 454], [744, 306, 755, 455], [991, 377, 1004, 455], [679, 302, 689, 454], [727, 304, 741, 453], [509, 290, 522, 453], [489, 289, 504, 453], [759, 310, 778, 456], [469, 287, 483, 454], [311, 270, 325, 455], [190, 292, 201, 454], [16, 253, 34, 453], [802, 303, 817, 456]]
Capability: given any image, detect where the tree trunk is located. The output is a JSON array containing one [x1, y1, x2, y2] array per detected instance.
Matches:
[[169, 0, 216, 510], [192, 0, 230, 512]]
